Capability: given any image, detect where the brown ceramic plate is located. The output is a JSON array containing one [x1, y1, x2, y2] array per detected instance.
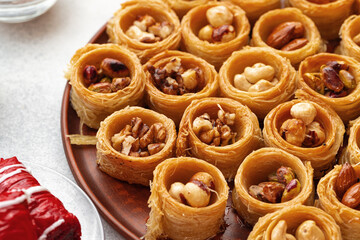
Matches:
[[60, 24, 251, 240]]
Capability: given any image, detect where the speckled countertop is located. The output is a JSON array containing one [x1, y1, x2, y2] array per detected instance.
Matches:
[[0, 0, 126, 239]]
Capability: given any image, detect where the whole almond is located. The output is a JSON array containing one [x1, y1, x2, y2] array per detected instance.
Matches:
[[342, 182, 360, 209], [281, 38, 308, 51], [267, 22, 305, 49], [335, 162, 357, 198]]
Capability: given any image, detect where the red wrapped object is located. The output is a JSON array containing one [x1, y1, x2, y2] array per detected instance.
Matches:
[[0, 157, 81, 240]]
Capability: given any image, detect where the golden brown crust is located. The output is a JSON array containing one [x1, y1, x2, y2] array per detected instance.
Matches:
[[342, 116, 360, 164], [232, 148, 314, 226], [145, 157, 229, 240], [144, 50, 219, 125], [318, 164, 360, 240], [106, 0, 181, 63], [248, 205, 342, 240], [340, 15, 360, 62], [288, 0, 354, 40], [251, 8, 324, 66], [219, 47, 297, 119], [176, 97, 263, 180], [66, 43, 145, 129], [181, 1, 250, 69], [297, 53, 360, 122], [96, 106, 177, 186], [225, 0, 281, 25], [263, 98, 345, 178], [161, 0, 215, 19]]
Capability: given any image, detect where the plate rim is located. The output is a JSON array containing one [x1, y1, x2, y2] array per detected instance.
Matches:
[[60, 23, 141, 240]]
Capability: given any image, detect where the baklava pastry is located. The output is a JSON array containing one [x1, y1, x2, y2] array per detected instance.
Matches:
[[219, 47, 297, 119], [263, 99, 345, 178], [340, 15, 360, 62], [144, 50, 219, 125], [161, 0, 214, 19], [298, 53, 360, 122], [224, 0, 281, 25], [181, 1, 250, 69], [318, 163, 360, 240], [145, 157, 228, 240], [288, 0, 354, 40], [251, 8, 324, 66], [96, 106, 177, 186], [106, 0, 181, 63], [341, 117, 360, 164], [248, 205, 342, 240], [65, 44, 145, 129], [176, 97, 263, 179], [232, 148, 314, 226]]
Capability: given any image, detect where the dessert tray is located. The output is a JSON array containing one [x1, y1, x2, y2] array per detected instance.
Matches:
[[22, 160, 104, 240], [60, 24, 251, 240]]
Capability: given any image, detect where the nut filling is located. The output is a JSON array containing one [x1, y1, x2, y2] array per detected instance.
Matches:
[[83, 58, 131, 93], [111, 117, 166, 157], [125, 14, 173, 43], [233, 63, 278, 92], [280, 102, 325, 147], [198, 6, 236, 44], [270, 220, 325, 240], [303, 61, 356, 98], [335, 163, 360, 209], [249, 166, 301, 204], [267, 21, 309, 51], [147, 57, 205, 95], [192, 105, 236, 146], [168, 172, 215, 208]]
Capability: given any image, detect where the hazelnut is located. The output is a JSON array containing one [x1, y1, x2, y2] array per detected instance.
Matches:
[[341, 182, 360, 209], [303, 121, 325, 147], [290, 102, 317, 126], [281, 179, 301, 202], [248, 80, 275, 92], [296, 220, 325, 240], [148, 22, 173, 40], [212, 25, 236, 43], [335, 163, 357, 198], [169, 182, 186, 204], [125, 25, 157, 43], [280, 119, 306, 146], [206, 6, 233, 28], [190, 172, 215, 190], [198, 25, 214, 42], [192, 115, 213, 135], [181, 69, 198, 90], [83, 65, 98, 85], [244, 64, 275, 84], [100, 58, 130, 78], [271, 220, 297, 240], [183, 181, 211, 207], [234, 74, 252, 91]]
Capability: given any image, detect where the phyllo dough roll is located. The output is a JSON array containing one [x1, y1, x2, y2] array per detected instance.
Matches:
[[219, 47, 297, 119], [106, 0, 181, 63], [317, 164, 360, 240], [181, 1, 250, 69], [342, 117, 360, 164], [145, 157, 229, 240], [340, 15, 360, 62], [232, 148, 314, 226], [223, 0, 281, 25], [297, 53, 360, 122], [161, 0, 214, 19], [176, 97, 263, 179], [248, 205, 342, 240], [251, 8, 324, 66], [288, 0, 354, 40], [263, 99, 345, 178], [144, 50, 219, 125], [96, 106, 177, 186], [65, 43, 145, 129]]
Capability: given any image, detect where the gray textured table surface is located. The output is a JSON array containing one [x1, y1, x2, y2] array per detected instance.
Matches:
[[0, 0, 127, 239]]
